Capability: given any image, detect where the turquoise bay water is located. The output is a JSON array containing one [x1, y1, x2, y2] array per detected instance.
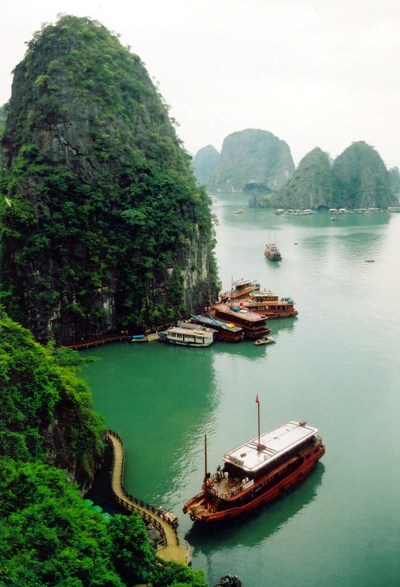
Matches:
[[81, 195, 400, 587]]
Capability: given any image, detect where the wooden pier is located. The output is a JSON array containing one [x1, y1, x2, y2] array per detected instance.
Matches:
[[64, 332, 160, 350], [105, 430, 191, 565]]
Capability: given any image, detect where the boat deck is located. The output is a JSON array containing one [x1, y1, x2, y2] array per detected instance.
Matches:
[[207, 473, 248, 499]]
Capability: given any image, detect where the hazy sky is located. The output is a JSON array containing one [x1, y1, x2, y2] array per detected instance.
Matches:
[[1, 0, 399, 167]]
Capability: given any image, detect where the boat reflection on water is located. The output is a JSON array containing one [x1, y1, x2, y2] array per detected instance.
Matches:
[[184, 462, 325, 552]]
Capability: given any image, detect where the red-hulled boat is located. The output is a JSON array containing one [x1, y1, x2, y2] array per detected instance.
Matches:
[[239, 290, 298, 319], [219, 278, 260, 302], [211, 304, 270, 340], [183, 401, 325, 523], [189, 314, 244, 342]]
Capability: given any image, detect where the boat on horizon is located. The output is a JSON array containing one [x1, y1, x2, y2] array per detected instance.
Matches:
[[183, 403, 325, 523]]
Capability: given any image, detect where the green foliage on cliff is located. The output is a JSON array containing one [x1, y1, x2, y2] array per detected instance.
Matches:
[[0, 307, 103, 481], [275, 141, 397, 209], [0, 15, 218, 343], [205, 129, 294, 193], [276, 148, 334, 209], [332, 141, 394, 208], [0, 309, 207, 586], [389, 167, 400, 196]]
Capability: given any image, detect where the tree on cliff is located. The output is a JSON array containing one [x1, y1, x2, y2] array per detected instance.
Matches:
[[0, 15, 218, 344]]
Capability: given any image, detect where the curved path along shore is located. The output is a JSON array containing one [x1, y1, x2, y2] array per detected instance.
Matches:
[[105, 430, 191, 565]]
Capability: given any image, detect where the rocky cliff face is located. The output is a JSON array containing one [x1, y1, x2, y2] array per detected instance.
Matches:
[[192, 144, 220, 188], [0, 16, 218, 343], [389, 167, 400, 197], [209, 129, 294, 193], [276, 147, 334, 209], [274, 142, 397, 209], [332, 141, 396, 208]]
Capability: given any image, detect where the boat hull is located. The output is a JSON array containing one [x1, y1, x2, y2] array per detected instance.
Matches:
[[211, 305, 270, 340], [158, 326, 215, 347], [183, 443, 324, 523], [190, 315, 244, 342], [165, 340, 213, 347], [245, 307, 298, 319]]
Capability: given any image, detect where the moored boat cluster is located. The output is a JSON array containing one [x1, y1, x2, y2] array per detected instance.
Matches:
[[157, 278, 297, 347]]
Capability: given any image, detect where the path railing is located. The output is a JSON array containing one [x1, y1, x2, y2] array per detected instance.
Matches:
[[104, 430, 191, 564]]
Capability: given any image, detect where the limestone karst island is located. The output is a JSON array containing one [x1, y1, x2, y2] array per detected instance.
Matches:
[[1, 13, 399, 587]]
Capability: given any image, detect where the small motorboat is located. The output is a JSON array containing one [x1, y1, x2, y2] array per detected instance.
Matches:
[[254, 336, 275, 346]]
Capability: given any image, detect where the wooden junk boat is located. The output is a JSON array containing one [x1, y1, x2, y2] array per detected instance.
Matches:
[[240, 290, 298, 319], [220, 278, 260, 302], [183, 400, 325, 523], [158, 325, 216, 347], [264, 242, 282, 261], [190, 314, 244, 342], [211, 304, 270, 340]]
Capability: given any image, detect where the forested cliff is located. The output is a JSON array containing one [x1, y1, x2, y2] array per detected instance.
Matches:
[[192, 145, 220, 188], [331, 141, 396, 209], [276, 147, 334, 209], [0, 309, 207, 586], [266, 142, 398, 209], [0, 16, 218, 344], [194, 129, 294, 193]]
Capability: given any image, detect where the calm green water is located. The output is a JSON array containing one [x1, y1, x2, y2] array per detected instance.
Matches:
[[81, 195, 400, 587]]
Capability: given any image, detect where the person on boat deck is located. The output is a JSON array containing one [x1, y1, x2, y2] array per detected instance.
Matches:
[[205, 472, 213, 487], [216, 465, 223, 480]]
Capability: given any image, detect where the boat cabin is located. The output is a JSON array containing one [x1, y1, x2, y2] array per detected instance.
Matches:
[[223, 421, 318, 480], [212, 304, 270, 339]]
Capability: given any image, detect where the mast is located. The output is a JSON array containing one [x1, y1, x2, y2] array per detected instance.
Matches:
[[256, 394, 265, 450], [204, 433, 208, 481]]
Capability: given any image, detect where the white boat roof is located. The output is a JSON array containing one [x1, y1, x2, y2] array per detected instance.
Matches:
[[223, 421, 318, 474], [167, 326, 213, 337]]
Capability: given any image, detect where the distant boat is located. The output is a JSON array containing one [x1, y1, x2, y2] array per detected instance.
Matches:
[[254, 336, 275, 346], [131, 334, 148, 343], [158, 326, 215, 347], [264, 242, 282, 261], [234, 209, 243, 214]]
